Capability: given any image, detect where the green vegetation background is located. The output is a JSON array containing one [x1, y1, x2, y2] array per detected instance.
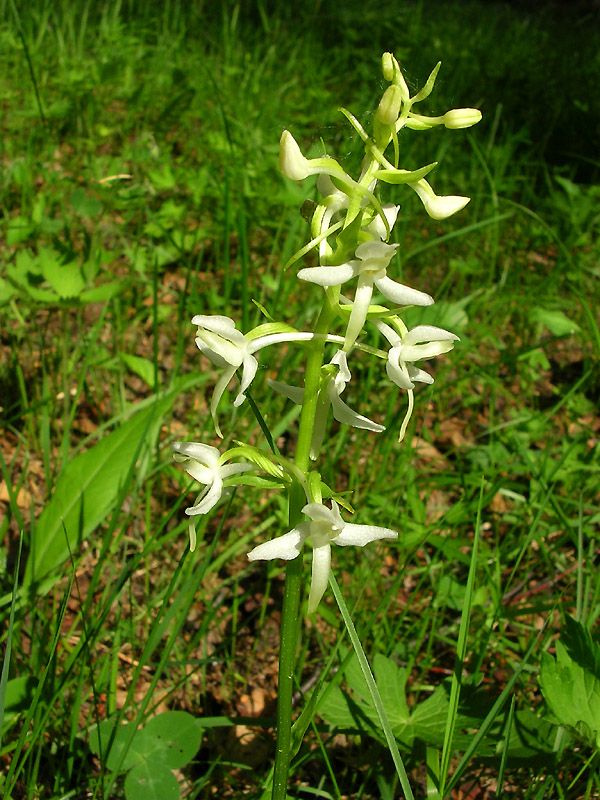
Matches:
[[1, 0, 599, 798]]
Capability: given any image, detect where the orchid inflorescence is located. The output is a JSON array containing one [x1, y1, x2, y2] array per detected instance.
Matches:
[[172, 53, 480, 614]]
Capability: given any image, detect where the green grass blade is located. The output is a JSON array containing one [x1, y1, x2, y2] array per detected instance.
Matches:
[[329, 573, 415, 800], [439, 480, 484, 795]]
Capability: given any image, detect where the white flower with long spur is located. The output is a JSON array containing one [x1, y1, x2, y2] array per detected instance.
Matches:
[[171, 441, 253, 551], [269, 350, 384, 460], [374, 320, 459, 440], [375, 321, 459, 390], [193, 315, 322, 436], [297, 241, 433, 351], [248, 500, 397, 613]]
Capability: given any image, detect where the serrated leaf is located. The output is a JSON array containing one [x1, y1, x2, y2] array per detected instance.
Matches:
[[373, 655, 411, 733], [38, 248, 86, 298], [539, 616, 600, 749]]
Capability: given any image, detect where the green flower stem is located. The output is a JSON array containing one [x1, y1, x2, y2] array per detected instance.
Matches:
[[271, 299, 336, 800]]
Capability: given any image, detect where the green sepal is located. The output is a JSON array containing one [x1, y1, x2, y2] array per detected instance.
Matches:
[[328, 212, 365, 265], [374, 162, 437, 185], [225, 445, 286, 479], [411, 61, 441, 104], [284, 219, 344, 271], [245, 322, 299, 341], [225, 475, 286, 490], [252, 299, 275, 322]]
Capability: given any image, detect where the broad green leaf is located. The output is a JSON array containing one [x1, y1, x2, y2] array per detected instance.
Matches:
[[79, 281, 126, 303], [121, 353, 157, 389], [124, 762, 179, 800], [372, 655, 411, 734], [133, 711, 202, 769], [6, 216, 34, 245], [539, 616, 600, 749], [1, 677, 38, 728], [89, 719, 142, 772], [23, 395, 175, 593], [410, 684, 452, 747], [70, 187, 103, 217], [530, 307, 581, 336]]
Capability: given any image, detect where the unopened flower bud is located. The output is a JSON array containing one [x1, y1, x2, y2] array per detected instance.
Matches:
[[376, 85, 402, 126], [279, 130, 311, 180], [442, 108, 482, 129], [382, 52, 400, 82]]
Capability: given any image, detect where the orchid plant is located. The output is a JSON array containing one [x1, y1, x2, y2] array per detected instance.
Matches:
[[172, 52, 480, 798]]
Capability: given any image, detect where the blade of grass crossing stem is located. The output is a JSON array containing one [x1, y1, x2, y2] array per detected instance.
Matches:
[[439, 481, 484, 796], [0, 533, 23, 748], [329, 573, 414, 800]]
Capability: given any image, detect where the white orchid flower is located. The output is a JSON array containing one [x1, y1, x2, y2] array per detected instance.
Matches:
[[193, 315, 323, 436], [410, 178, 470, 220], [171, 441, 253, 551], [269, 350, 384, 460], [248, 500, 397, 613], [376, 321, 459, 390], [298, 241, 433, 351], [374, 320, 459, 441]]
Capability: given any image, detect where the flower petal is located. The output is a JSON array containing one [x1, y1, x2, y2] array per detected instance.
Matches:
[[171, 441, 220, 465], [330, 391, 385, 432], [219, 462, 254, 479], [210, 365, 237, 437], [268, 379, 305, 405], [374, 276, 433, 307], [367, 203, 400, 241], [297, 264, 356, 287], [400, 340, 456, 362], [233, 353, 259, 406], [185, 478, 223, 516], [307, 543, 332, 613], [343, 278, 374, 350], [355, 240, 398, 263], [386, 349, 415, 390], [247, 524, 309, 561], [191, 314, 237, 333], [408, 365, 434, 384], [332, 523, 398, 547], [402, 325, 459, 346]]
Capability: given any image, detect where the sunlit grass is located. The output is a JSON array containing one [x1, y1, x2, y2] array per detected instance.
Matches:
[[0, 0, 599, 797]]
